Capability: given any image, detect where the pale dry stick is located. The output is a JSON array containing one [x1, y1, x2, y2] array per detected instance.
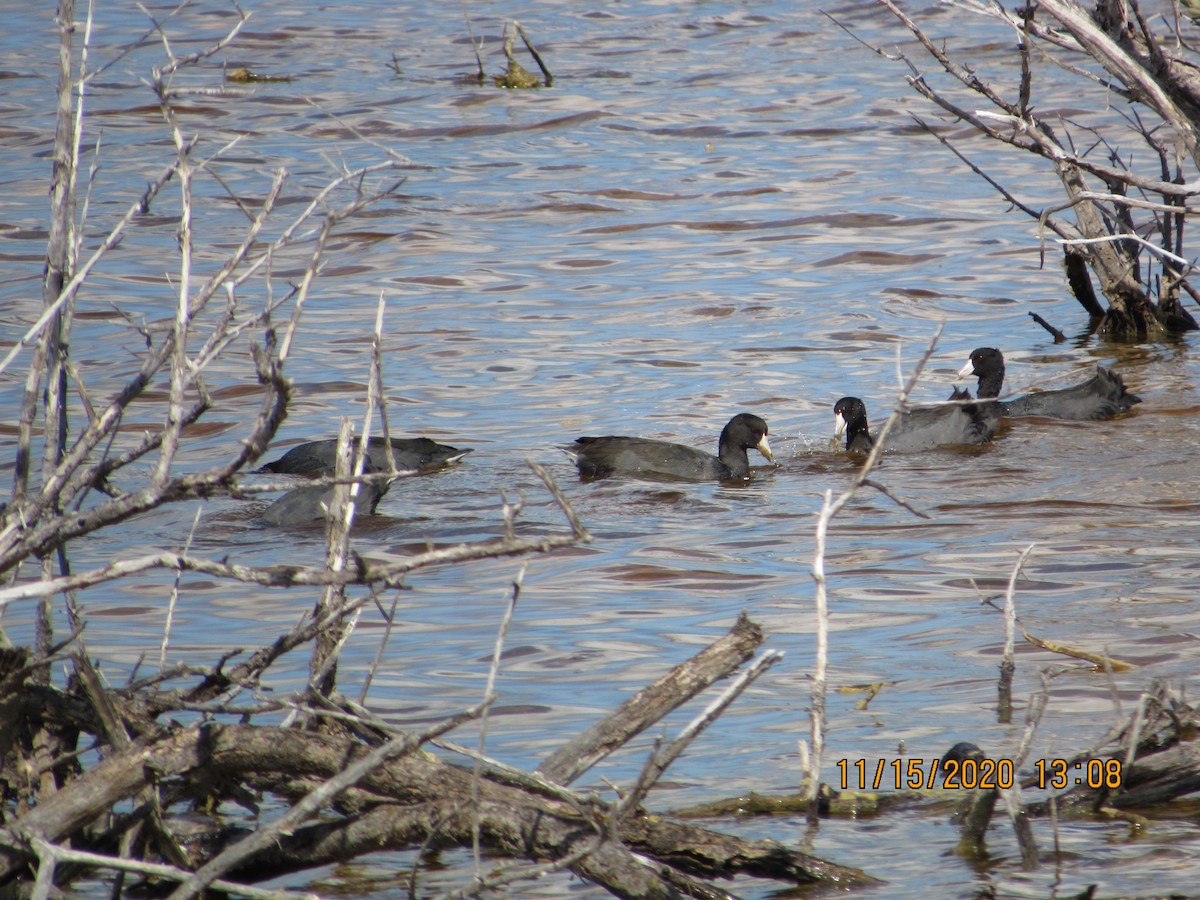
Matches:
[[434, 735, 603, 809], [879, 0, 1200, 199], [277, 214, 335, 363], [38, 0, 83, 508], [1122, 690, 1150, 775], [29, 833, 56, 900], [617, 649, 784, 819], [66, 0, 96, 277], [32, 838, 313, 900], [0, 464, 588, 604], [146, 19, 210, 494], [138, 0, 250, 81], [160, 505, 203, 672], [1099, 648, 1123, 724], [804, 330, 944, 808], [307, 316, 387, 696], [349, 304, 384, 523], [999, 544, 1036, 723], [1001, 689, 1048, 869], [358, 589, 402, 705], [236, 471, 400, 500], [527, 460, 591, 541], [0, 531, 586, 607], [1058, 232, 1193, 270], [459, 0, 486, 83], [439, 836, 607, 900], [369, 295, 400, 474], [164, 704, 487, 900], [471, 565, 525, 879], [306, 419, 361, 701], [957, 687, 1047, 860]]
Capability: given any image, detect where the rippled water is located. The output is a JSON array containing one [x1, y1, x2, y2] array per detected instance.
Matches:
[[3, 0, 1200, 896]]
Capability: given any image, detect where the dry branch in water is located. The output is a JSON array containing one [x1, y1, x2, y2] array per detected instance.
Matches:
[[0, 616, 875, 896], [868, 0, 1200, 338]]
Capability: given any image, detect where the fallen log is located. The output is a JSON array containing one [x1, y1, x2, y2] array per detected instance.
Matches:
[[0, 615, 876, 897]]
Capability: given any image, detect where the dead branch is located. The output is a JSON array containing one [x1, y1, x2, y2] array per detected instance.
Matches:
[[0, 620, 875, 895], [872, 0, 1200, 337], [537, 611, 764, 785]]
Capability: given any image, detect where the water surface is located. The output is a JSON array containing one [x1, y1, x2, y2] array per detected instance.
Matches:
[[2, 1, 1199, 897]]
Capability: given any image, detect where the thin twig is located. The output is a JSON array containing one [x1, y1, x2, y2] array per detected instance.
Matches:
[[160, 505, 202, 672], [471, 565, 525, 877]]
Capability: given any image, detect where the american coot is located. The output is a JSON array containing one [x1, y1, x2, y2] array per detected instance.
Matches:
[[959, 347, 1140, 420], [256, 436, 471, 476], [833, 395, 998, 453], [261, 479, 389, 526], [571, 413, 775, 481]]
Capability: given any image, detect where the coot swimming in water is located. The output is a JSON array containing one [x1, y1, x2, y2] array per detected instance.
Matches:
[[833, 394, 998, 453], [571, 413, 775, 481], [958, 347, 1140, 420], [261, 478, 389, 526], [257, 436, 471, 476]]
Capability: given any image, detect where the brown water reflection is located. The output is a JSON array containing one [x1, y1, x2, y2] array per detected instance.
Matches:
[[4, 0, 1200, 896]]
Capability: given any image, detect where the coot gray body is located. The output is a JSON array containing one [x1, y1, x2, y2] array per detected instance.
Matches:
[[834, 395, 998, 453], [959, 348, 1139, 420], [261, 480, 388, 526], [257, 436, 470, 476], [572, 413, 774, 481]]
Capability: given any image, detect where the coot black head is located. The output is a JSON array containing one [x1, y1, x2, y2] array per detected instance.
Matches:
[[572, 412, 775, 481], [833, 397, 873, 452], [958, 348, 1006, 399]]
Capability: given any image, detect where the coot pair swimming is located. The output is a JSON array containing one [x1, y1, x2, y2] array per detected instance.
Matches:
[[834, 348, 1140, 453], [569, 413, 775, 481], [957, 347, 1140, 420], [257, 435, 471, 526]]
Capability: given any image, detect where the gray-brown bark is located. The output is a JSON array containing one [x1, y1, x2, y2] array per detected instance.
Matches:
[[0, 618, 876, 897], [537, 611, 764, 786]]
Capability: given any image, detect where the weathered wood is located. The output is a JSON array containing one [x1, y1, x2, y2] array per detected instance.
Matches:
[[536, 611, 763, 786], [0, 720, 877, 893]]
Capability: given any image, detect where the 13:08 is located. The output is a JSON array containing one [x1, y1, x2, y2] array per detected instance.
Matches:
[[1034, 758, 1123, 790]]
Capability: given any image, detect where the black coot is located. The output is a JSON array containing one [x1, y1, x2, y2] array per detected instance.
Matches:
[[833, 395, 998, 453], [571, 413, 775, 481], [261, 479, 388, 526], [257, 436, 471, 476], [959, 347, 1140, 420]]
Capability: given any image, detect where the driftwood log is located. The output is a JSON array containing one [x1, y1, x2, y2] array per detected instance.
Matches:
[[0, 613, 875, 897]]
